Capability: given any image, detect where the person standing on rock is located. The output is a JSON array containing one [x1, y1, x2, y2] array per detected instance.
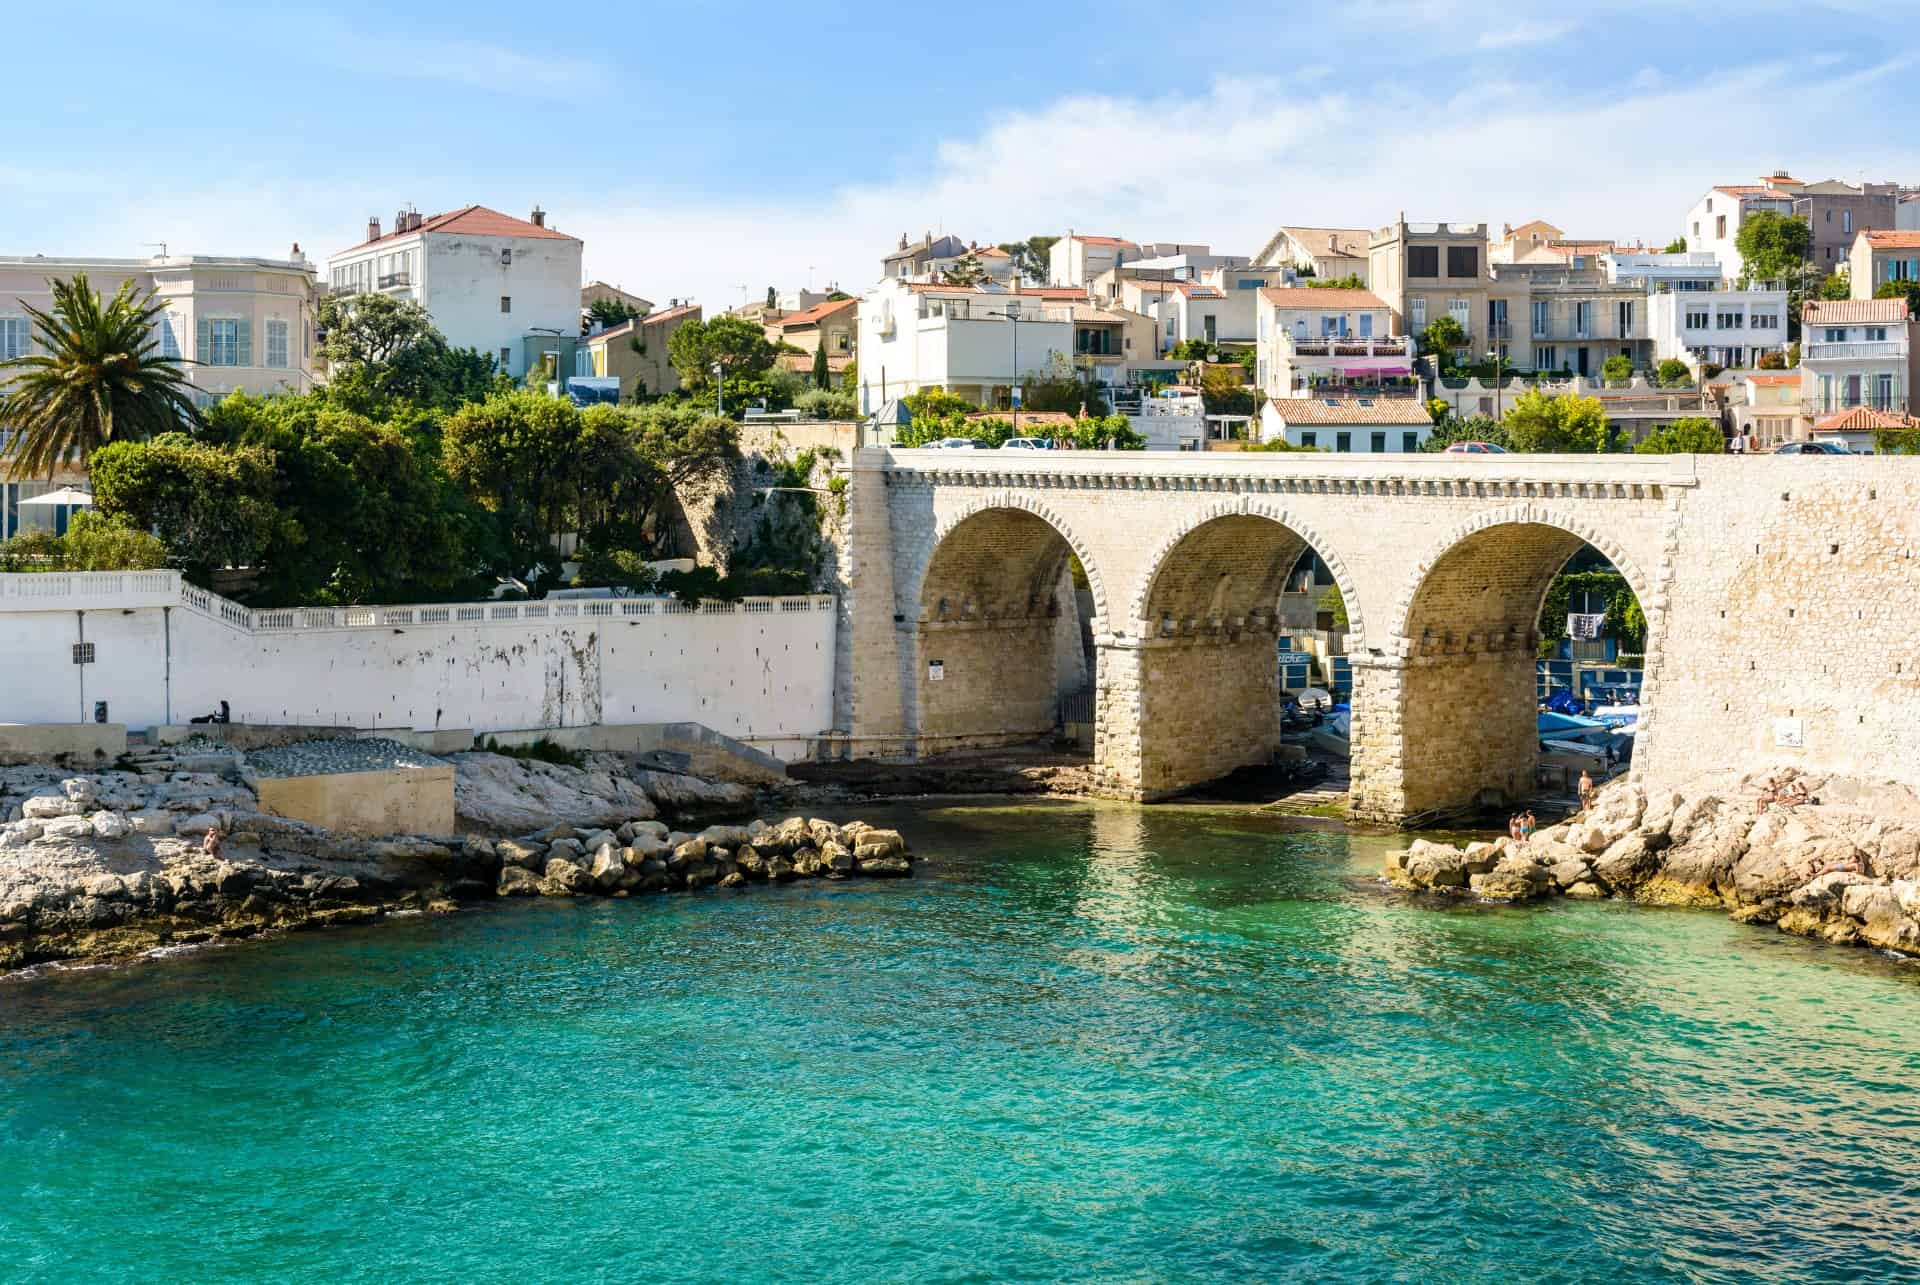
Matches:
[[1578, 770, 1596, 811]]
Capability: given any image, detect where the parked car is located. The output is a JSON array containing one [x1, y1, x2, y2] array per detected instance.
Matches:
[[1443, 441, 1510, 454], [999, 437, 1055, 450], [1772, 441, 1851, 455], [930, 437, 985, 449]]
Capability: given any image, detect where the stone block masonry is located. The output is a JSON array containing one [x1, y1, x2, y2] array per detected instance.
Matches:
[[841, 449, 1920, 822], [0, 574, 837, 755]]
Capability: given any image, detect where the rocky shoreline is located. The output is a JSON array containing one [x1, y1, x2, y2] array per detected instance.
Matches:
[[1385, 769, 1920, 958], [1, 742, 912, 972]]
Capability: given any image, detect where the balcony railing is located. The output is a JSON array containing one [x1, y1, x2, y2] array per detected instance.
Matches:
[[1487, 320, 1512, 341], [916, 300, 1072, 323], [1805, 341, 1907, 360], [1278, 335, 1413, 358], [1803, 395, 1909, 415], [378, 272, 412, 289]]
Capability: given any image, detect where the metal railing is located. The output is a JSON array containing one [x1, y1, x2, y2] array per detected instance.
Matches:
[[1278, 335, 1413, 357], [1805, 341, 1907, 360], [0, 570, 834, 633]]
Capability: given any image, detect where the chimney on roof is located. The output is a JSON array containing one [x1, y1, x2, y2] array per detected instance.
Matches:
[[368, 216, 381, 241], [898, 233, 907, 250], [290, 243, 304, 263], [531, 206, 546, 228]]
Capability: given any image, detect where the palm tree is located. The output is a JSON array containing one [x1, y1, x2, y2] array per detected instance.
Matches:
[[0, 273, 201, 479]]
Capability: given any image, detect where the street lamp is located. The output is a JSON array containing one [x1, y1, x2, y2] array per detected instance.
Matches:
[[1488, 346, 1506, 422], [987, 307, 1030, 439], [710, 361, 723, 418]]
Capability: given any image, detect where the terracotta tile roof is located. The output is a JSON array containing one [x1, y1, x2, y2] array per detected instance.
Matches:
[[1070, 304, 1131, 323], [1168, 281, 1223, 298], [1745, 373, 1801, 386], [965, 410, 1078, 428], [775, 351, 853, 373], [773, 297, 857, 329], [1802, 298, 1910, 324], [347, 204, 577, 250], [899, 281, 992, 293], [1862, 230, 1920, 249], [1260, 287, 1388, 309], [1068, 235, 1137, 247], [1016, 286, 1093, 300], [973, 246, 1012, 258], [1815, 407, 1913, 432], [1265, 396, 1433, 426]]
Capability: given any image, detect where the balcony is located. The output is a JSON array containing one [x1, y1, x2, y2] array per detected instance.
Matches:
[[1805, 340, 1907, 361], [1279, 335, 1414, 358], [1487, 320, 1512, 341], [378, 272, 412, 289]]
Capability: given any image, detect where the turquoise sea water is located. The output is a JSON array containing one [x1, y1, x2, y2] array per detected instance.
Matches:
[[3, 802, 1918, 1284]]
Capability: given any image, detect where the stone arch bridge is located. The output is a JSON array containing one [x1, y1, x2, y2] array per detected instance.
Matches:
[[835, 448, 1920, 824]]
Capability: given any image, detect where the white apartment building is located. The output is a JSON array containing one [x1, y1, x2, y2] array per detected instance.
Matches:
[[1, 249, 319, 538], [1254, 287, 1413, 399], [1254, 226, 1371, 283], [1049, 233, 1140, 287], [856, 280, 1073, 413], [1682, 173, 1799, 278], [1599, 250, 1786, 371], [325, 205, 583, 378], [1801, 298, 1918, 416]]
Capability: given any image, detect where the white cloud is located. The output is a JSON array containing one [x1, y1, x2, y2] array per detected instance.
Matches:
[[1477, 19, 1572, 48]]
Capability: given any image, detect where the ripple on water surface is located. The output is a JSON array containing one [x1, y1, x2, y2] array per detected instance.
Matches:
[[2, 801, 1917, 1284]]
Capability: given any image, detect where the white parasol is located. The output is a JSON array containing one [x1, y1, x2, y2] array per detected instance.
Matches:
[[19, 487, 93, 507]]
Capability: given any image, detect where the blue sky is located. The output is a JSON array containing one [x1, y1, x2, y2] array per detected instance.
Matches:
[[8, 1, 1920, 312]]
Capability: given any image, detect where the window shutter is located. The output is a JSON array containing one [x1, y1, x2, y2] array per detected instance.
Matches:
[[236, 320, 252, 367], [196, 317, 209, 363]]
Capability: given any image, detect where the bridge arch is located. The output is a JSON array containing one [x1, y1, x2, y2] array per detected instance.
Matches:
[[1101, 500, 1367, 798], [909, 496, 1109, 749], [1365, 503, 1664, 820]]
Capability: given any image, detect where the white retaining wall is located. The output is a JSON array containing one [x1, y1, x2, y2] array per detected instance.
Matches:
[[0, 573, 836, 753]]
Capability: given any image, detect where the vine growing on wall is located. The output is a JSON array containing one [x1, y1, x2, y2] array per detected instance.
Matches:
[[1538, 570, 1645, 652]]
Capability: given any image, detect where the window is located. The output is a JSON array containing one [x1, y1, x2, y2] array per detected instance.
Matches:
[[204, 318, 244, 366], [1686, 309, 1710, 329], [1573, 301, 1592, 337], [1616, 300, 1634, 336], [1300, 431, 1317, 448], [1370, 431, 1386, 452], [1534, 345, 1556, 370], [499, 346, 512, 371], [1717, 312, 1744, 329], [1410, 297, 1427, 328], [1359, 313, 1373, 338], [0, 316, 32, 358], [1202, 314, 1216, 342], [1824, 327, 1846, 343], [157, 314, 180, 359], [1716, 215, 1727, 239], [1402, 431, 1419, 452], [1408, 246, 1439, 278], [1750, 312, 1778, 330], [1692, 221, 1700, 238], [265, 318, 289, 369], [1335, 431, 1351, 452], [1843, 210, 1852, 235], [1532, 300, 1549, 337], [1235, 278, 1263, 290], [1876, 373, 1895, 408], [1867, 326, 1889, 342], [500, 296, 512, 313], [1448, 298, 1469, 331], [1446, 245, 1478, 277]]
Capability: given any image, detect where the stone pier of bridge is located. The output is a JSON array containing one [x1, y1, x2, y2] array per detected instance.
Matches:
[[833, 447, 1920, 824]]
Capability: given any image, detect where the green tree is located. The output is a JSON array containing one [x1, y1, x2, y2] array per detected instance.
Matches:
[[1874, 427, 1920, 455], [903, 388, 978, 420], [0, 274, 201, 479], [765, 286, 777, 309], [1502, 389, 1613, 453], [810, 343, 830, 389], [1819, 270, 1854, 301], [1655, 358, 1693, 388], [996, 236, 1060, 284], [0, 510, 168, 573], [1065, 414, 1145, 450], [1421, 413, 1508, 452], [665, 314, 779, 413], [587, 296, 644, 328], [89, 430, 278, 584], [1302, 274, 1367, 290], [794, 388, 857, 419], [941, 254, 986, 287], [1661, 236, 1688, 254], [1022, 353, 1109, 416], [316, 292, 498, 411], [1635, 416, 1725, 454], [1601, 354, 1633, 384], [1420, 314, 1466, 360], [1734, 211, 1811, 284], [1874, 279, 1920, 313]]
